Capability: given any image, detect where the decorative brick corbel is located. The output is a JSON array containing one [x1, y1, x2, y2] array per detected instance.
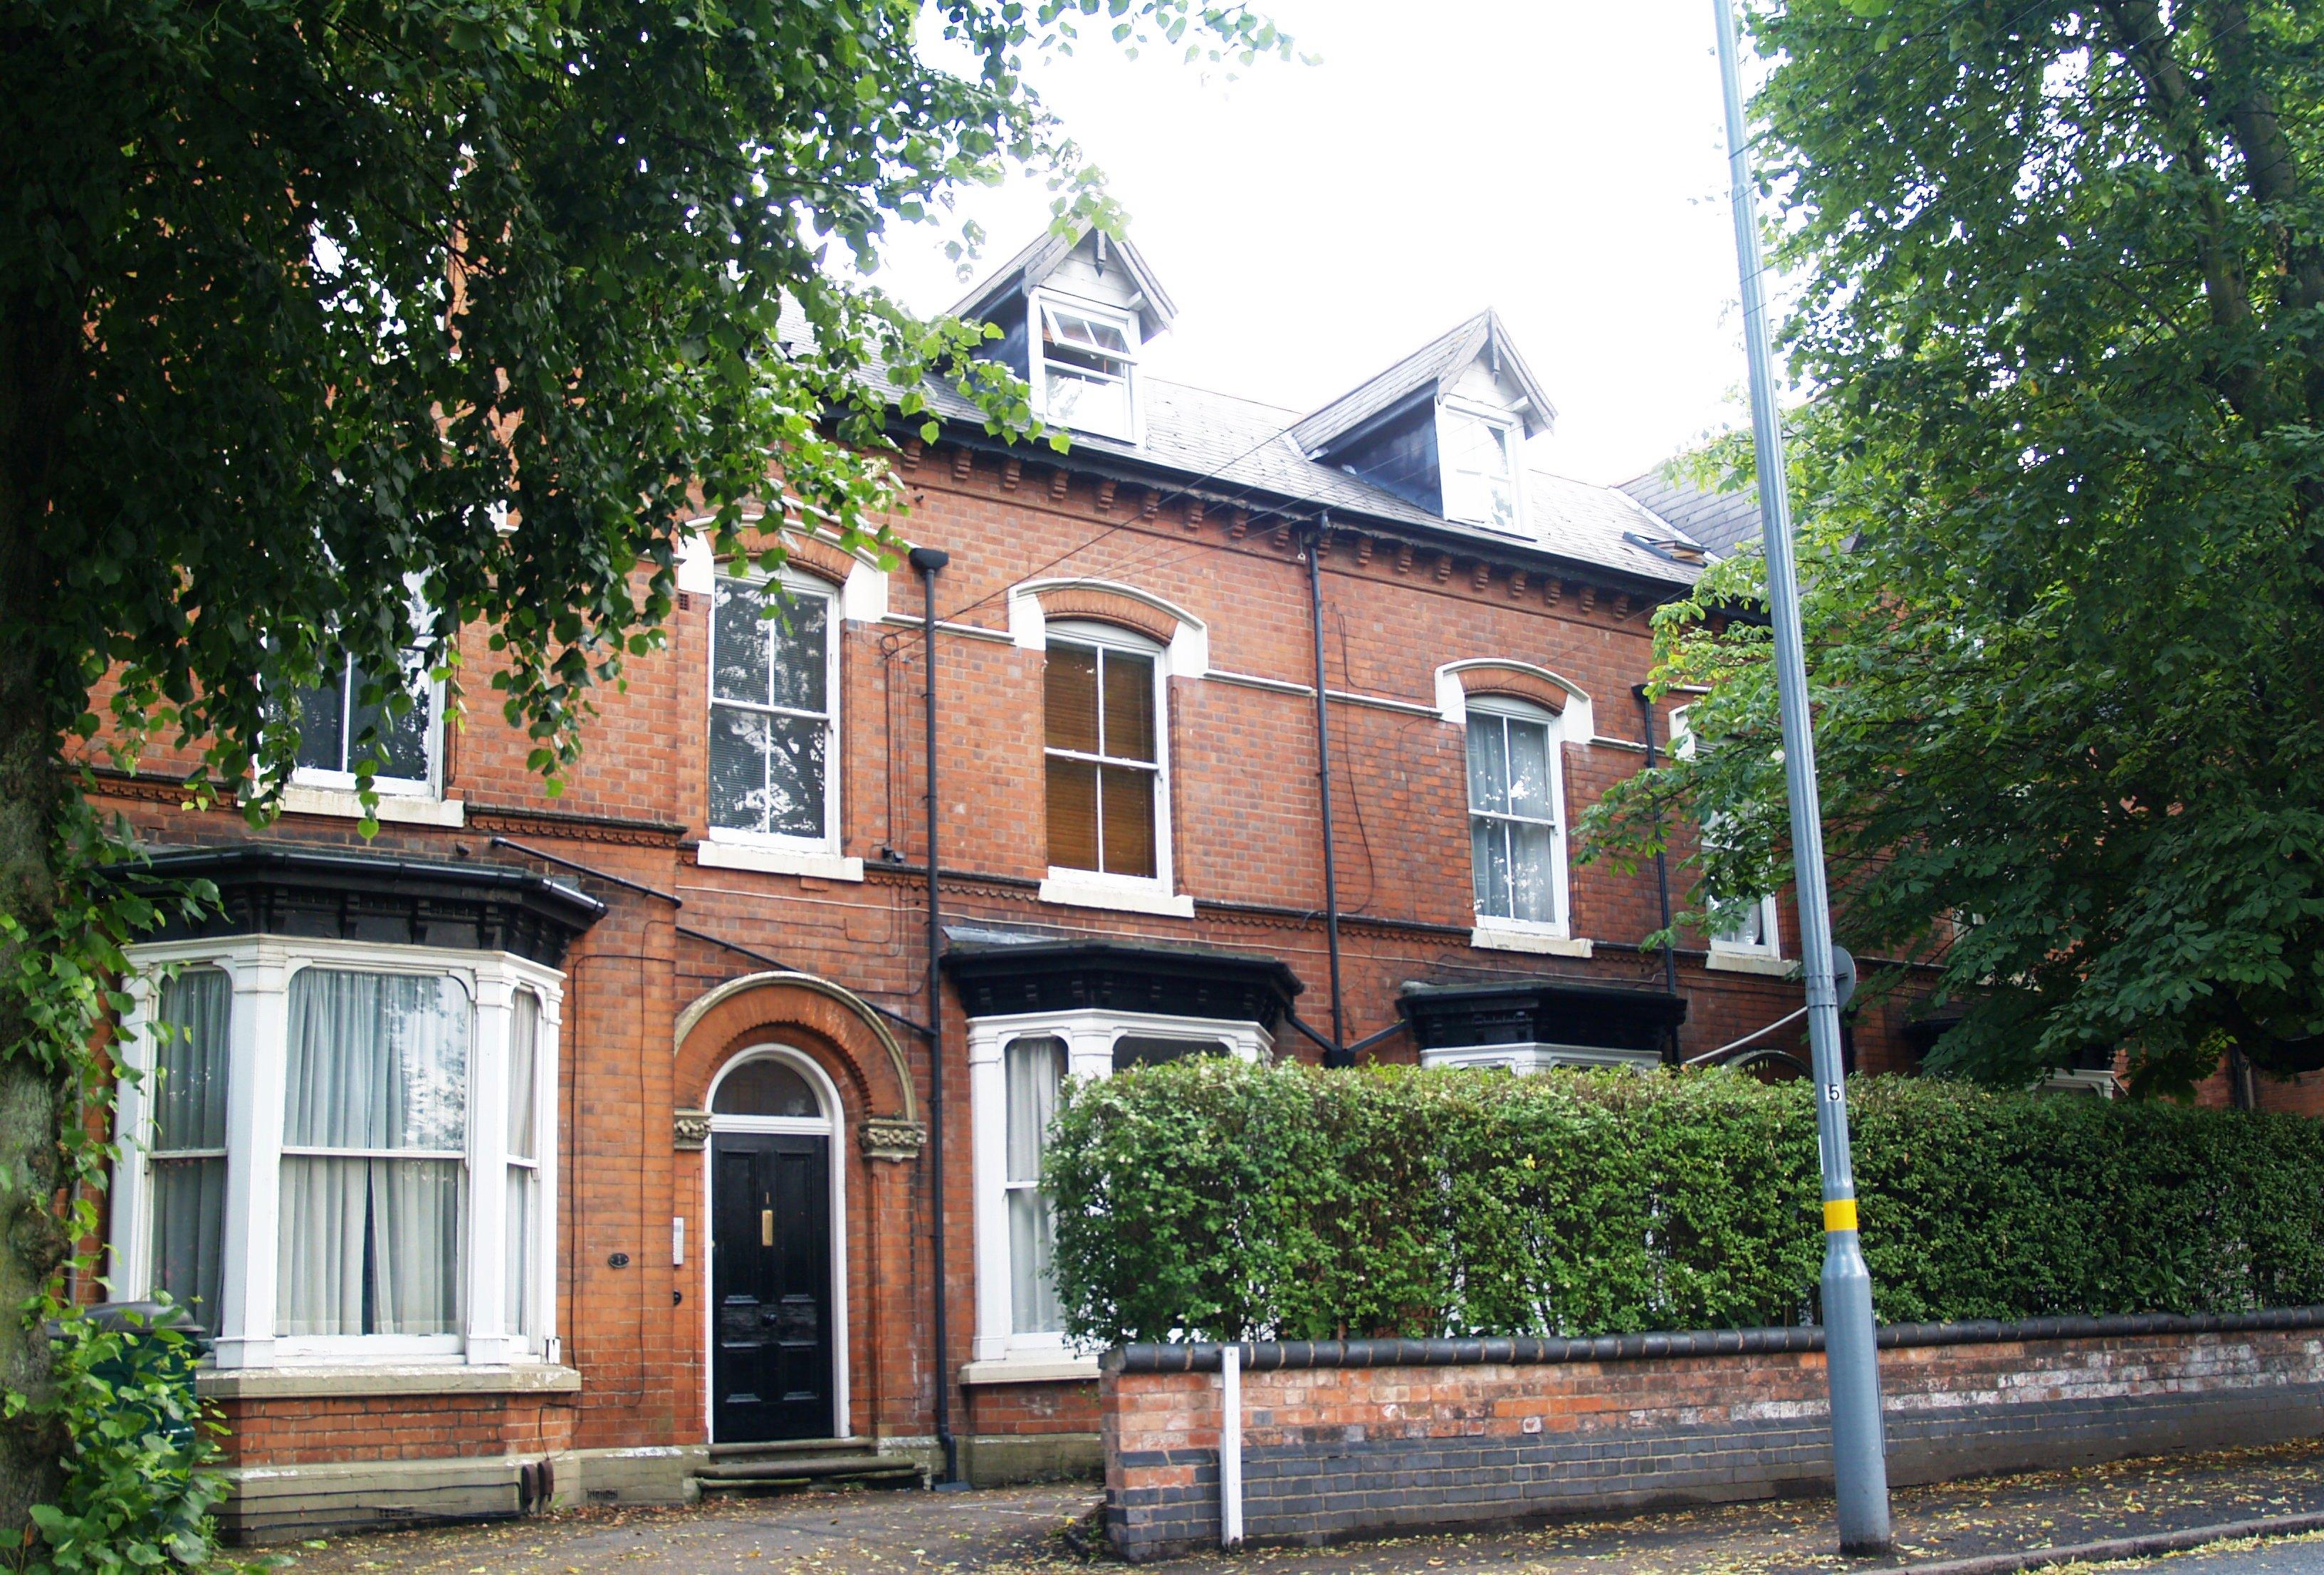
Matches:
[[1185, 501, 1205, 532], [1395, 543, 1414, 575], [1228, 509, 1250, 540], [1141, 488, 1162, 519], [1001, 456, 1022, 491], [900, 436, 923, 471], [951, 447, 974, 482], [1049, 466, 1070, 503], [1611, 592, 1633, 620], [1096, 478, 1118, 514], [1544, 577, 1564, 605], [1509, 570, 1527, 599], [1270, 524, 1293, 550], [862, 1117, 927, 1163], [673, 1109, 711, 1151], [1472, 560, 1492, 592], [1355, 535, 1373, 567], [1579, 584, 1598, 614], [1435, 552, 1454, 583]]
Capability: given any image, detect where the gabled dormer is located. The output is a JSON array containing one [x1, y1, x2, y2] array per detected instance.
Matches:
[[1291, 311, 1554, 537], [951, 223, 1177, 444]]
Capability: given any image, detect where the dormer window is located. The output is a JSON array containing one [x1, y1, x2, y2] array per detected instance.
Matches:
[[1440, 401, 1523, 534], [1033, 293, 1138, 441]]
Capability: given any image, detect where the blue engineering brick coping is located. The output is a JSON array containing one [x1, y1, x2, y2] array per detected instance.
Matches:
[[1106, 1304, 2324, 1374]]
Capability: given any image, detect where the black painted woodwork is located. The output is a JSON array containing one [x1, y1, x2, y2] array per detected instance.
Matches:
[[132, 843, 604, 966], [943, 933, 1301, 1029], [1398, 978, 1687, 1055], [711, 1132, 834, 1443]]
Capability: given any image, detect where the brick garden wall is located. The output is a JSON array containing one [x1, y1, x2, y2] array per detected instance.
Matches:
[[1102, 1309, 2324, 1561]]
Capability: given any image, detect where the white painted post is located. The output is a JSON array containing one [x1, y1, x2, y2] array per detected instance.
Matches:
[[1220, 1344, 1244, 1550]]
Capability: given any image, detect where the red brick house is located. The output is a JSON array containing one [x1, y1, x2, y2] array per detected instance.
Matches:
[[92, 224, 1938, 1537]]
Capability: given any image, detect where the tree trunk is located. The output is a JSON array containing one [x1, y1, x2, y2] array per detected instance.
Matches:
[[0, 286, 77, 1549]]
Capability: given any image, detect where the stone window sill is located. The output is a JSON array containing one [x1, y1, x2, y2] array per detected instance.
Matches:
[[1037, 872, 1194, 919], [280, 785, 464, 828], [194, 1364, 581, 1400], [1705, 949, 1792, 978], [959, 1356, 1101, 1386], [696, 839, 864, 881], [1470, 926, 1592, 958]]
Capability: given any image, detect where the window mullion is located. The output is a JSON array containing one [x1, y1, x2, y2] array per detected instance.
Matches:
[[466, 976, 513, 1364]]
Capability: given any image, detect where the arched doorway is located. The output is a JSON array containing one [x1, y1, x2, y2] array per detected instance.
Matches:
[[703, 1047, 847, 1443]]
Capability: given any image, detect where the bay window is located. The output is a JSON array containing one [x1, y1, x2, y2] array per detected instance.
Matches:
[[114, 935, 561, 1368], [967, 1010, 1266, 1372]]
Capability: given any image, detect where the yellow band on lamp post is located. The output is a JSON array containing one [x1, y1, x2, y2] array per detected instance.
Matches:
[[1823, 1199, 1859, 1233]]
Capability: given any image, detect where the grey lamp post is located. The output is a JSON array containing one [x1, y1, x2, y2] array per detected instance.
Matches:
[[1711, 0, 1893, 1553]]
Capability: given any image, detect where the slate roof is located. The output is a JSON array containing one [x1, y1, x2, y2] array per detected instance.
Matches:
[[1618, 464, 1764, 558], [1287, 309, 1556, 454], [904, 367, 1704, 589], [785, 272, 1707, 590]]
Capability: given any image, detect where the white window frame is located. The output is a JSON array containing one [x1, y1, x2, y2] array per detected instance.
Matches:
[[110, 933, 564, 1371], [1464, 695, 1572, 943], [695, 1045, 852, 1440], [1037, 619, 1187, 918], [705, 565, 844, 859], [965, 1009, 1269, 1378], [1028, 288, 1141, 443], [1670, 706, 1784, 965], [1437, 397, 1525, 536], [285, 649, 446, 801]]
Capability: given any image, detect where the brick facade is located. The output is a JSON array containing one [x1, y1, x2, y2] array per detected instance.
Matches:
[[1101, 1312, 2324, 1559], [94, 233, 2160, 1527]]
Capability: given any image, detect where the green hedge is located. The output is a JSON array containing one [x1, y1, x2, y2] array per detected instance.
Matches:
[[1041, 1060, 2324, 1346]]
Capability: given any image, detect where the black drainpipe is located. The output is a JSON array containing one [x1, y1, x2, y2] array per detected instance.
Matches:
[[1307, 516, 1350, 1067], [1635, 685, 1682, 1062], [910, 546, 961, 1487]]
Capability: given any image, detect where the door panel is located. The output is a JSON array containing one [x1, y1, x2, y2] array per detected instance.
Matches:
[[711, 1132, 833, 1442]]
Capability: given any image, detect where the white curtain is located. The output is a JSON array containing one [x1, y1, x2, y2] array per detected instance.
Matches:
[[1005, 1036, 1067, 1335], [278, 970, 469, 1337], [505, 990, 539, 1340], [149, 968, 231, 1319]]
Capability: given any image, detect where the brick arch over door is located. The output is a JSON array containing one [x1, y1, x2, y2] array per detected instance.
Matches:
[[673, 970, 923, 1441], [674, 971, 919, 1136]]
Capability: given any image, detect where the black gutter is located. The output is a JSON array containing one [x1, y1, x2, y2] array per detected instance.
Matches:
[[1633, 688, 1682, 1063], [486, 835, 681, 909], [1306, 519, 1350, 1067], [910, 545, 963, 1490], [907, 423, 1696, 606]]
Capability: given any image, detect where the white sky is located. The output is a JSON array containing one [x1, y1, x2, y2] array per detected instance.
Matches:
[[873, 1, 1762, 487]]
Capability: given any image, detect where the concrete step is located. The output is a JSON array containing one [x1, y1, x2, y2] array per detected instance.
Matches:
[[693, 1450, 926, 1494]]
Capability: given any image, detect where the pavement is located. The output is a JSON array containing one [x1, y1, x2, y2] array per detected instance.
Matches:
[[277, 1439, 2324, 1575]]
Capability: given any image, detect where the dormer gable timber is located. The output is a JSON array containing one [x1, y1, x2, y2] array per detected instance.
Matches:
[[1291, 310, 1554, 461], [947, 221, 1177, 342]]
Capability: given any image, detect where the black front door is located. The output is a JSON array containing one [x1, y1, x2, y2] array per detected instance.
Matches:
[[711, 1132, 833, 1442]]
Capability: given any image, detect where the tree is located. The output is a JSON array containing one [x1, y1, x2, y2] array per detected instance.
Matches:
[[0, 0, 1292, 1544], [1582, 0, 2324, 1099]]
